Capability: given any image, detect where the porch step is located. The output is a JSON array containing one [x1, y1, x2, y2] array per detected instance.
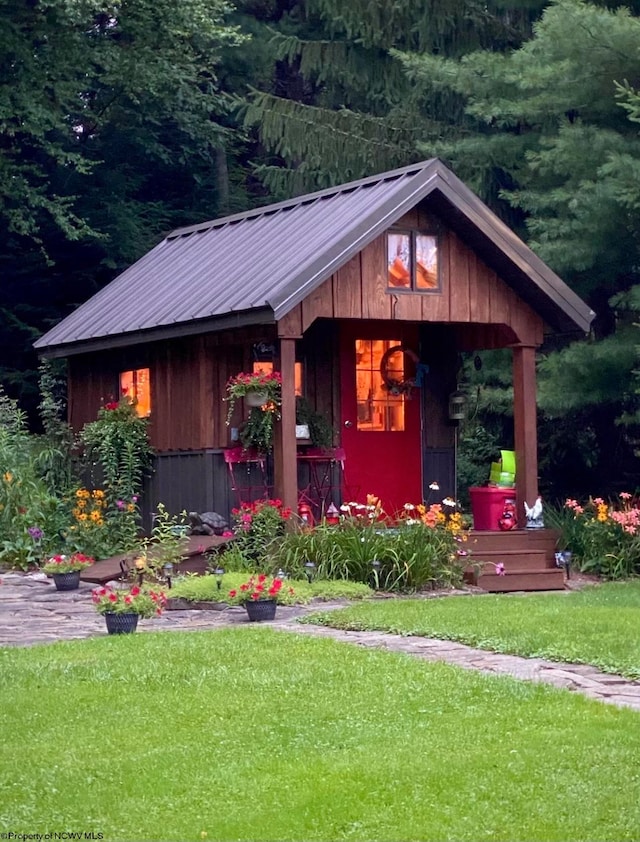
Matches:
[[470, 528, 559, 553], [477, 569, 566, 592], [471, 548, 550, 573]]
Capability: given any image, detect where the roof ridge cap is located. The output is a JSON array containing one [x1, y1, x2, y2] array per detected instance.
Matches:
[[166, 159, 437, 240]]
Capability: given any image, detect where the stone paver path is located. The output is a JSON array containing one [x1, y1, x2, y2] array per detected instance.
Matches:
[[2, 571, 640, 711]]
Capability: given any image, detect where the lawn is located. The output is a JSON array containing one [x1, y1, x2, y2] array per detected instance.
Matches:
[[2, 628, 640, 841], [304, 581, 640, 678]]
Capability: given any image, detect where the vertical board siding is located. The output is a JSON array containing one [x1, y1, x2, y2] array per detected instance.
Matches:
[[361, 237, 391, 320], [333, 254, 362, 319], [448, 233, 471, 322]]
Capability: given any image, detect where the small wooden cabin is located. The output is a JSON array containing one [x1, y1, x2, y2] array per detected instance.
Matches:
[[35, 160, 594, 541]]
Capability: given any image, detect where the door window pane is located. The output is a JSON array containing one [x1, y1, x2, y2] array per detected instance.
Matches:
[[355, 340, 405, 432]]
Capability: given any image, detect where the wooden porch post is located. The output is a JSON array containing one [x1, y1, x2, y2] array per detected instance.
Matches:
[[512, 343, 539, 527], [273, 337, 298, 517]]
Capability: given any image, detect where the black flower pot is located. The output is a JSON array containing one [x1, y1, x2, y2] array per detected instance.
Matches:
[[104, 612, 139, 635], [52, 571, 81, 591], [244, 599, 277, 622]]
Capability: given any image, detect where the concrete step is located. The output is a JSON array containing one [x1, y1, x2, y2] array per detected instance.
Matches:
[[477, 569, 566, 592]]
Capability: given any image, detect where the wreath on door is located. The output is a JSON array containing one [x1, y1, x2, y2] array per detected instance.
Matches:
[[380, 345, 420, 397]]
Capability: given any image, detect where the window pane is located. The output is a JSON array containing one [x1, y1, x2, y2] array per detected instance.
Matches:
[[387, 233, 411, 288], [253, 360, 303, 395], [355, 340, 405, 432], [120, 368, 151, 417], [415, 234, 438, 289]]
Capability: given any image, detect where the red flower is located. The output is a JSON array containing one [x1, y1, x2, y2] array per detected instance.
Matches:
[[257, 574, 267, 583], [229, 589, 237, 598], [130, 586, 141, 596], [104, 401, 119, 411], [240, 584, 248, 591], [108, 592, 118, 602], [251, 593, 260, 600]]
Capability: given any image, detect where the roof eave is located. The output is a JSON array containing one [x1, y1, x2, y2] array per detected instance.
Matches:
[[36, 307, 274, 359]]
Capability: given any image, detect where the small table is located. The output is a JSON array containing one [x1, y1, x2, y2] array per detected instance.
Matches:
[[296, 447, 346, 515]]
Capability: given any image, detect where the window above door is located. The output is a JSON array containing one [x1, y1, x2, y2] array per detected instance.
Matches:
[[387, 231, 439, 292]]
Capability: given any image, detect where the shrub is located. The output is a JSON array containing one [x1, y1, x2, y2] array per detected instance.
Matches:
[[227, 499, 293, 569]]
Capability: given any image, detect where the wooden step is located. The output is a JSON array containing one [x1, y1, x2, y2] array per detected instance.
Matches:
[[470, 528, 559, 553], [471, 548, 552, 572], [477, 569, 566, 592]]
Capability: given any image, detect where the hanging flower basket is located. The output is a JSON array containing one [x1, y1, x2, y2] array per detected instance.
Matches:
[[245, 390, 269, 407]]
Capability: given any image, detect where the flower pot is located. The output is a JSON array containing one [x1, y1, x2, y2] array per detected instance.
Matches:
[[244, 599, 277, 622], [52, 571, 81, 591], [104, 612, 139, 635], [245, 391, 269, 408]]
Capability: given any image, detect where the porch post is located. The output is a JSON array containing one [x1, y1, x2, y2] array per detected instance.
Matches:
[[512, 343, 539, 527], [273, 337, 298, 517]]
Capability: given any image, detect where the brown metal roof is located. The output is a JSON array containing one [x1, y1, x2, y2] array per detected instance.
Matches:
[[35, 159, 594, 357]]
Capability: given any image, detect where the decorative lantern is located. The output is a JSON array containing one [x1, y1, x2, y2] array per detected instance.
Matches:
[[325, 502, 340, 525], [448, 389, 467, 421], [298, 501, 314, 526]]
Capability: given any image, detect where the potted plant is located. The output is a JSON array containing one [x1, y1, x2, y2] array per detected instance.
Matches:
[[42, 552, 95, 591], [92, 584, 167, 634], [295, 396, 334, 448], [227, 573, 292, 622]]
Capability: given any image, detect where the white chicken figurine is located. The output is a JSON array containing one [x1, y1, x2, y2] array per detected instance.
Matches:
[[524, 496, 544, 528]]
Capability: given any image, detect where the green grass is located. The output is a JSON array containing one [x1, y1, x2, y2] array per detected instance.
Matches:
[[170, 572, 373, 604], [1, 630, 640, 841], [304, 581, 640, 678]]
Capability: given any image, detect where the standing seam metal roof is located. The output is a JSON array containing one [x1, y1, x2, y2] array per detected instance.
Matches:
[[35, 159, 594, 355]]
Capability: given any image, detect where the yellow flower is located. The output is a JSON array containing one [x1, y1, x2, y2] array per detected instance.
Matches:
[[90, 510, 102, 522], [76, 499, 86, 509], [76, 488, 90, 499], [3, 472, 12, 483], [127, 503, 135, 513], [92, 489, 105, 499], [134, 555, 147, 570], [72, 508, 82, 520], [78, 513, 88, 521]]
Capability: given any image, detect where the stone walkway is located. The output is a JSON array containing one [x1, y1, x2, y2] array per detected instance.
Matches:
[[2, 571, 640, 711]]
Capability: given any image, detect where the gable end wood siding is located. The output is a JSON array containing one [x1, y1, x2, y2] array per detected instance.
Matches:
[[290, 226, 544, 345]]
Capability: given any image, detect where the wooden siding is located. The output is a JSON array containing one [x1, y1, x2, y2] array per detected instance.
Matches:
[[68, 326, 277, 452], [295, 224, 544, 347]]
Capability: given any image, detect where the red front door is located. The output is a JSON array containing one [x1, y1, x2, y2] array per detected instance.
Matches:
[[340, 325, 422, 516]]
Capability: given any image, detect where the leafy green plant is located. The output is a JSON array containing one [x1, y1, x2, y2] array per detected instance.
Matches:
[[295, 396, 334, 448], [238, 405, 279, 452], [141, 503, 189, 575], [227, 498, 293, 569], [546, 493, 640, 579], [271, 504, 467, 592], [170, 571, 373, 604], [0, 388, 68, 568], [80, 399, 154, 509]]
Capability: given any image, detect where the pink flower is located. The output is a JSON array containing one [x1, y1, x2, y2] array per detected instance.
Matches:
[[620, 492, 632, 500], [495, 563, 506, 576], [222, 530, 234, 538]]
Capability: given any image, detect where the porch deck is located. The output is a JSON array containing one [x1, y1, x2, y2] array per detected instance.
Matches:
[[467, 528, 565, 592]]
